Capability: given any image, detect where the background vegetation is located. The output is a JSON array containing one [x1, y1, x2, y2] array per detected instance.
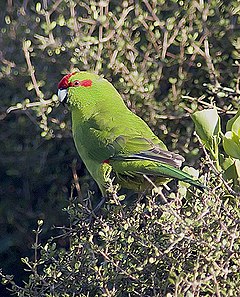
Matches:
[[0, 0, 239, 296]]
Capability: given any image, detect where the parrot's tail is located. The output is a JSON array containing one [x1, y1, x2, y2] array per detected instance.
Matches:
[[111, 157, 207, 190], [138, 162, 206, 189]]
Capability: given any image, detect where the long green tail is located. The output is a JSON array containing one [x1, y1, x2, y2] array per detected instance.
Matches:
[[140, 163, 205, 189]]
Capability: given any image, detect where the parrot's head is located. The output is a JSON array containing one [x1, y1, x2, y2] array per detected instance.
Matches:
[[57, 72, 110, 108]]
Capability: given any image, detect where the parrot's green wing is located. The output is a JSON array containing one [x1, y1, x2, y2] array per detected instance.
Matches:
[[109, 135, 184, 168], [107, 135, 204, 190]]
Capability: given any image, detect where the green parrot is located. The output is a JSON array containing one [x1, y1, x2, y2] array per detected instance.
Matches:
[[58, 72, 204, 195]]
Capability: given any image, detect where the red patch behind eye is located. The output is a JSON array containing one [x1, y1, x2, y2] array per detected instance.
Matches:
[[58, 72, 77, 89], [81, 79, 92, 87], [69, 79, 92, 88]]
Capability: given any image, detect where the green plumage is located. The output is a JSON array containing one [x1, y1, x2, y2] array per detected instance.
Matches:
[[58, 72, 203, 194]]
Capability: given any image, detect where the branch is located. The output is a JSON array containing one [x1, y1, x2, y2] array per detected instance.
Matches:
[[6, 99, 53, 114], [22, 41, 45, 102]]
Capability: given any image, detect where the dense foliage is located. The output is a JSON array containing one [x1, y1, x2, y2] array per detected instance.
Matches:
[[0, 0, 239, 296]]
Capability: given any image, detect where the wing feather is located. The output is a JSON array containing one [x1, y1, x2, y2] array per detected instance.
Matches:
[[110, 135, 184, 168]]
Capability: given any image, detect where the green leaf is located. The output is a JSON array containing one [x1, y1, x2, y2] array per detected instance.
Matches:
[[235, 159, 240, 179], [223, 159, 240, 181], [232, 115, 240, 137], [191, 109, 221, 151], [223, 131, 240, 159], [178, 166, 199, 189], [226, 109, 240, 133], [220, 155, 234, 171]]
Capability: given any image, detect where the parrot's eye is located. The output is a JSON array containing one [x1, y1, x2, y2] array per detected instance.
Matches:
[[73, 80, 81, 86]]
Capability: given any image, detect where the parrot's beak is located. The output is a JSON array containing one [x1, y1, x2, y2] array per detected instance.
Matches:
[[58, 88, 68, 103]]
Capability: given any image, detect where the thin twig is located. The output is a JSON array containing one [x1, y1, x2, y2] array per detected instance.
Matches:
[[142, 174, 184, 222], [71, 159, 83, 203], [22, 41, 44, 102], [142, 0, 166, 33], [98, 249, 140, 282], [204, 37, 220, 87], [6, 99, 53, 114]]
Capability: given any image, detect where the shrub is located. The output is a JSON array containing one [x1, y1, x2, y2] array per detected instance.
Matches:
[[0, 0, 240, 296]]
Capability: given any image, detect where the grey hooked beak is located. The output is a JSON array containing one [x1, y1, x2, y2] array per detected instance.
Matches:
[[58, 88, 68, 103]]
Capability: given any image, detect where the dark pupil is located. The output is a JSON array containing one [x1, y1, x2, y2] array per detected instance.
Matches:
[[74, 81, 80, 86]]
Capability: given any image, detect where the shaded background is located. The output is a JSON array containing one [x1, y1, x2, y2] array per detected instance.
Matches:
[[0, 0, 239, 295]]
